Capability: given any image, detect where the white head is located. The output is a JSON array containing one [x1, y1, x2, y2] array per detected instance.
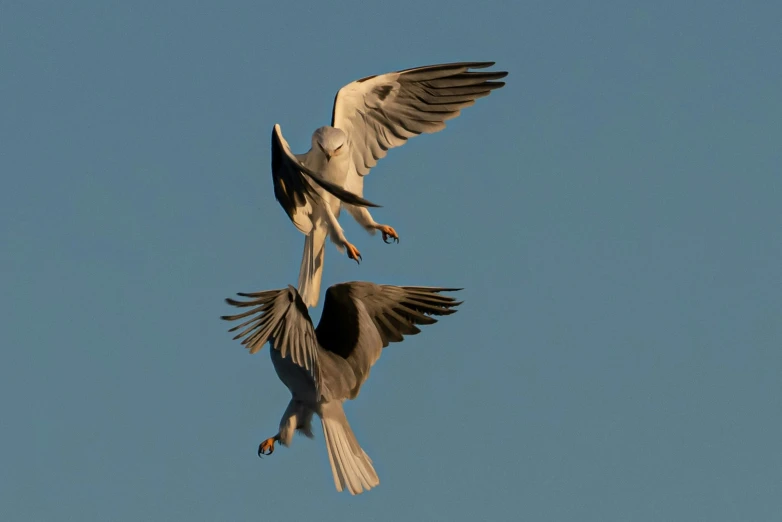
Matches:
[[312, 126, 347, 161]]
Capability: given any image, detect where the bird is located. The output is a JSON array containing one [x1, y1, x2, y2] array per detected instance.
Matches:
[[271, 61, 507, 307], [221, 281, 462, 495]]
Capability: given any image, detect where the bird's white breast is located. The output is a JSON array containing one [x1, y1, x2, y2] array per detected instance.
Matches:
[[300, 149, 352, 214]]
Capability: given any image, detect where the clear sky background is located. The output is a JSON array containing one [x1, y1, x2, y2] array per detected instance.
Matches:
[[2, 1, 781, 520]]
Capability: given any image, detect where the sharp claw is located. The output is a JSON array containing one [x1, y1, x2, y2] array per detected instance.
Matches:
[[380, 227, 399, 245], [346, 244, 362, 264], [258, 437, 276, 457]]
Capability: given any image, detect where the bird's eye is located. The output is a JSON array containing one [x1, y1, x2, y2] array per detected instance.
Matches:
[[335, 144, 343, 152]]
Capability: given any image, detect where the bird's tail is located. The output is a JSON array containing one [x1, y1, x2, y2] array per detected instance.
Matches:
[[298, 224, 327, 308], [320, 401, 379, 495]]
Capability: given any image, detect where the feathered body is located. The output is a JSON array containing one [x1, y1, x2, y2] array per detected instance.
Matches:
[[222, 281, 462, 494], [270, 62, 507, 307]]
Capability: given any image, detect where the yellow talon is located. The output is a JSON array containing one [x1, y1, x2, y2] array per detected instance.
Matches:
[[258, 436, 277, 457], [378, 225, 399, 244], [346, 243, 362, 264]]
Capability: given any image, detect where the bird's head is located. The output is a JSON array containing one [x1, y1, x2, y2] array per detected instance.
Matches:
[[312, 126, 347, 162]]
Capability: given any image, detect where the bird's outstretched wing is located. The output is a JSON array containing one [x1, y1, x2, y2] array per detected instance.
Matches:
[[222, 285, 321, 387], [315, 282, 462, 397], [272, 124, 380, 233], [330, 62, 507, 191]]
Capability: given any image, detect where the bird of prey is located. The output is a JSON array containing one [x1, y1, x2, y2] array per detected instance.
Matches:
[[271, 61, 507, 308], [221, 281, 462, 495]]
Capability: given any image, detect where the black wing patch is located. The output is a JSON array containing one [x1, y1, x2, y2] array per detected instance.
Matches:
[[315, 283, 463, 359], [315, 284, 360, 359], [272, 128, 314, 222]]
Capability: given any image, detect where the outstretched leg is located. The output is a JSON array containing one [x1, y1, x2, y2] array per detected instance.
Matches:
[[344, 204, 399, 244], [323, 205, 362, 263], [258, 399, 315, 458]]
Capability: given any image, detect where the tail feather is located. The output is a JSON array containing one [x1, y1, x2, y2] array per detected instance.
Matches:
[[298, 225, 327, 308], [321, 402, 379, 495]]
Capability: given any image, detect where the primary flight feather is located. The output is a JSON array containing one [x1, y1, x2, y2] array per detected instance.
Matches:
[[271, 61, 507, 307]]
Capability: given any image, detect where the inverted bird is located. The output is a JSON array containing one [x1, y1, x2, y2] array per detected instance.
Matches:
[[221, 281, 462, 495], [272, 61, 507, 307]]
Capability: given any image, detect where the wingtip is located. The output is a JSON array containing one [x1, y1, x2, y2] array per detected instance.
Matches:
[[460, 61, 496, 69], [468, 61, 498, 69], [235, 291, 267, 298]]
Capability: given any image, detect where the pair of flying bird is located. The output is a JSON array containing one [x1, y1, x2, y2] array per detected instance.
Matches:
[[222, 61, 507, 495]]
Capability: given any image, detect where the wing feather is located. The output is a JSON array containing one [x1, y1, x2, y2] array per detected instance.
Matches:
[[314, 282, 462, 398], [221, 285, 321, 391], [331, 62, 507, 189]]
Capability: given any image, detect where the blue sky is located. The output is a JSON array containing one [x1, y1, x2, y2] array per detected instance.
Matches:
[[2, 1, 781, 520]]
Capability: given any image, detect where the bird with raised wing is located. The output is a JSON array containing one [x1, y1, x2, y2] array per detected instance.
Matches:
[[271, 61, 507, 307], [221, 281, 462, 495]]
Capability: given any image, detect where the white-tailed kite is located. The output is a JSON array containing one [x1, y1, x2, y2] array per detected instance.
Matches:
[[221, 281, 462, 495], [271, 62, 507, 307]]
